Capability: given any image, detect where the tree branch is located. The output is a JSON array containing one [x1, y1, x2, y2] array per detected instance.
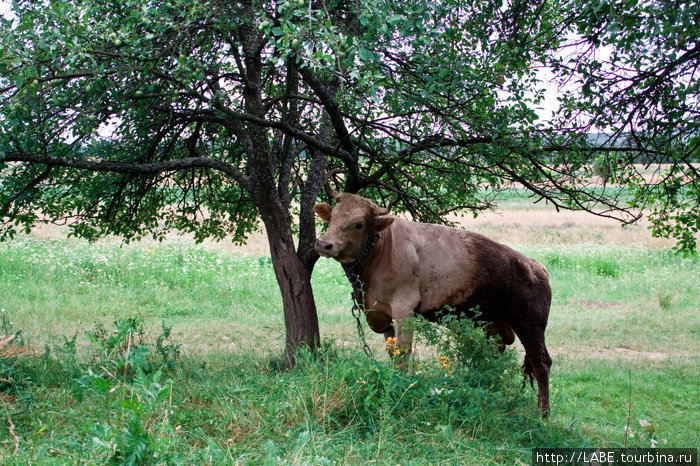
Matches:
[[1, 152, 252, 192]]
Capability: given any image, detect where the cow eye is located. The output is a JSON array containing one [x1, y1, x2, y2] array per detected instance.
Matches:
[[354, 222, 364, 230]]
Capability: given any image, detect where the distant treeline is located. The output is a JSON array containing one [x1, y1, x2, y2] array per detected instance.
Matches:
[[583, 132, 699, 164]]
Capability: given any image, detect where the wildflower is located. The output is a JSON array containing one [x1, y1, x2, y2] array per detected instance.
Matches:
[[430, 388, 454, 396], [650, 438, 658, 448], [624, 425, 634, 438], [439, 355, 451, 370], [639, 419, 650, 428], [385, 337, 405, 356], [438, 355, 454, 376], [385, 336, 398, 353]]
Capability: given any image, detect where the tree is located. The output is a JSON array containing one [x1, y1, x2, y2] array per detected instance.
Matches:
[[548, 0, 700, 253], [1, 0, 697, 364]]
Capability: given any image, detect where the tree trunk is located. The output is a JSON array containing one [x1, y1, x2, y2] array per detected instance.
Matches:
[[261, 203, 321, 367], [238, 26, 322, 366]]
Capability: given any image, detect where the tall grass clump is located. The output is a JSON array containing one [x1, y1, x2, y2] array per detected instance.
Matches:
[[71, 316, 183, 464], [221, 336, 556, 464], [0, 311, 184, 463]]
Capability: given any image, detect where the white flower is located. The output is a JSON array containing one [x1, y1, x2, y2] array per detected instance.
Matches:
[[430, 388, 454, 396], [650, 438, 658, 448], [639, 419, 650, 428], [624, 425, 635, 438]]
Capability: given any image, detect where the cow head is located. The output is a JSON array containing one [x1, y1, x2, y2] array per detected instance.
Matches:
[[313, 190, 394, 263]]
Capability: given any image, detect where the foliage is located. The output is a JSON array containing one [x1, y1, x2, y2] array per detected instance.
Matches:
[[79, 316, 181, 379], [410, 309, 523, 394], [551, 0, 700, 253], [0, 0, 569, 237], [73, 317, 182, 464]]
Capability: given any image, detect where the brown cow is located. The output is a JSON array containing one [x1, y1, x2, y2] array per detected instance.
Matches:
[[314, 191, 552, 415]]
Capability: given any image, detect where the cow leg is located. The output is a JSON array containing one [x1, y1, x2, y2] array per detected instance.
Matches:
[[385, 289, 420, 368], [384, 317, 414, 367], [512, 325, 552, 417]]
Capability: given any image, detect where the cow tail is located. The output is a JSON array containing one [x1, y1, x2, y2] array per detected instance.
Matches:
[[521, 357, 535, 390]]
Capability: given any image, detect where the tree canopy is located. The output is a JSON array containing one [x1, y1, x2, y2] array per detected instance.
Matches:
[[1, 0, 698, 359], [551, 0, 700, 253]]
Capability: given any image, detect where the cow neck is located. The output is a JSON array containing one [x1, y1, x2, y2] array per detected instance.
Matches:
[[342, 231, 379, 285]]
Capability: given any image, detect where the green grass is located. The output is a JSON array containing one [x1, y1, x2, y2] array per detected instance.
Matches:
[[0, 235, 698, 463]]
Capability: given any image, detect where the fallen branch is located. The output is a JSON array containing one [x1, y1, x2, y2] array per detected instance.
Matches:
[[7, 416, 18, 454]]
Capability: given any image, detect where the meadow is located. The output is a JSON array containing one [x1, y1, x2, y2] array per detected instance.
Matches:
[[0, 194, 698, 464]]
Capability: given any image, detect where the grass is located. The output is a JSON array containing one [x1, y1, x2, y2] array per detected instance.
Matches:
[[0, 211, 698, 463]]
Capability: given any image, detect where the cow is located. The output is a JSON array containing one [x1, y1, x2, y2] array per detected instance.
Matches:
[[314, 190, 553, 415]]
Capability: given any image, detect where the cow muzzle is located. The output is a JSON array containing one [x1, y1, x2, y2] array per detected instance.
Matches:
[[315, 238, 338, 258]]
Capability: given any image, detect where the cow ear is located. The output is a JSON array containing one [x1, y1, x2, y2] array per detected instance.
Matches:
[[313, 203, 333, 222], [374, 215, 394, 232]]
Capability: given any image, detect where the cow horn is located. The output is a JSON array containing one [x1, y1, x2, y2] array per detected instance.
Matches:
[[325, 183, 343, 200], [374, 200, 393, 215]]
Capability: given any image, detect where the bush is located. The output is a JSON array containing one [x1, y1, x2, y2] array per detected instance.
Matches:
[[410, 308, 522, 393]]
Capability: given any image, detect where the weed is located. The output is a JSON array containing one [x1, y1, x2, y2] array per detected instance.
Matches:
[[593, 258, 620, 278], [82, 316, 181, 380], [73, 318, 182, 464], [410, 309, 522, 394], [657, 290, 674, 310]]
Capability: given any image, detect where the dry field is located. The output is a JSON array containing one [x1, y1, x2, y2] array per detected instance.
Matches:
[[26, 201, 676, 254]]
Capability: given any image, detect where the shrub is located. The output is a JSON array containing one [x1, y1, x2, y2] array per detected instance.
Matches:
[[410, 308, 522, 394]]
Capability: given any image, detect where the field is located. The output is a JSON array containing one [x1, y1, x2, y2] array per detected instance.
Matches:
[[0, 193, 698, 464]]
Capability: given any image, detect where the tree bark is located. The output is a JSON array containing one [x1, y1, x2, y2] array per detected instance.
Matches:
[[234, 23, 321, 365], [261, 203, 321, 366]]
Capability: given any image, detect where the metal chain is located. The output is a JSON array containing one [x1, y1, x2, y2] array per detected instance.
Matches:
[[342, 233, 378, 359]]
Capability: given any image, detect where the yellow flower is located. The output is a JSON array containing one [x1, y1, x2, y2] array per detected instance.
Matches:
[[385, 336, 408, 357], [439, 355, 452, 371], [385, 336, 398, 353]]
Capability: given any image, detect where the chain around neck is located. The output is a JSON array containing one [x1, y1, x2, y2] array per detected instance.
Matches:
[[342, 232, 378, 281], [341, 232, 378, 359]]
